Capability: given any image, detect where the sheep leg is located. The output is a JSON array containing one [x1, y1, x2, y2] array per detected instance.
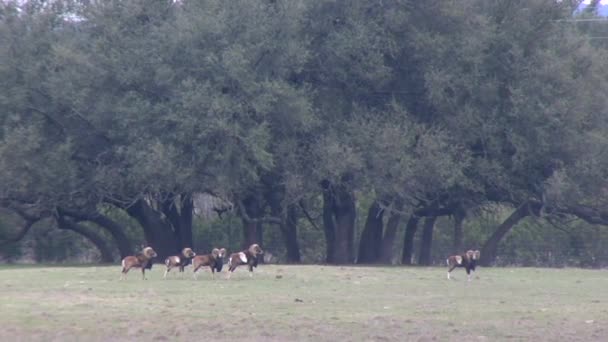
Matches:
[[192, 267, 198, 280], [447, 265, 456, 280]]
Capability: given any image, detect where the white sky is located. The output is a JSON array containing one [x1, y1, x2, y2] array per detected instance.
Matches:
[[582, 0, 608, 4]]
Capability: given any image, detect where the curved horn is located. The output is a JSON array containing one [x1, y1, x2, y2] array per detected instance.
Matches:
[[182, 247, 195, 257], [143, 247, 157, 258], [249, 244, 263, 255]]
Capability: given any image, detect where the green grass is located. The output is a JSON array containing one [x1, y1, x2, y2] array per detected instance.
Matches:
[[0, 264, 607, 341]]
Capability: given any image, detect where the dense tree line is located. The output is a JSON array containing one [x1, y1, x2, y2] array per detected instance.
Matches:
[[1, 0, 608, 266]]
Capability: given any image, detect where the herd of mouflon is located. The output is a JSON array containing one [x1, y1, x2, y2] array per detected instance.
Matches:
[[120, 244, 481, 281], [120, 244, 264, 280]]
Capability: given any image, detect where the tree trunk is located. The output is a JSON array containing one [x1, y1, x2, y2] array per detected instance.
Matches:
[[333, 184, 356, 264], [321, 182, 336, 263], [162, 193, 194, 249], [256, 221, 264, 249], [379, 198, 403, 264], [241, 219, 258, 248], [266, 186, 301, 263], [480, 202, 531, 266], [401, 215, 420, 265], [320, 178, 356, 264], [283, 205, 301, 263], [125, 199, 178, 261], [418, 216, 437, 266], [57, 217, 114, 263], [453, 208, 466, 254], [357, 200, 384, 264], [240, 193, 263, 249]]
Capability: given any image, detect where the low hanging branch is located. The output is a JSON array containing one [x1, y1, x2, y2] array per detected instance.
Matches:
[[236, 199, 282, 225], [0, 205, 46, 246], [57, 215, 114, 263], [0, 218, 38, 246], [564, 205, 608, 226], [57, 207, 133, 259], [298, 200, 321, 231]]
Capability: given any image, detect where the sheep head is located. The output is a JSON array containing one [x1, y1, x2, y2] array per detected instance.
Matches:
[[249, 244, 263, 256], [182, 248, 196, 258], [218, 248, 227, 258], [143, 247, 157, 258]]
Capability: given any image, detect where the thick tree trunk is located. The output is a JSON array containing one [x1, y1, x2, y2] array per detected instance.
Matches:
[[241, 219, 259, 248], [453, 208, 466, 254], [357, 200, 384, 264], [240, 193, 263, 249], [333, 185, 356, 264], [162, 193, 194, 249], [322, 185, 337, 263], [283, 205, 301, 263], [321, 179, 356, 264], [266, 186, 301, 263], [418, 216, 437, 266], [57, 217, 114, 263], [379, 199, 403, 264], [480, 202, 531, 266], [334, 211, 354, 263], [126, 199, 178, 261], [401, 215, 420, 265], [256, 221, 264, 249]]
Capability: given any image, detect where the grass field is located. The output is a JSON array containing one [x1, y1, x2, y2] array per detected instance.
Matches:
[[0, 264, 607, 341]]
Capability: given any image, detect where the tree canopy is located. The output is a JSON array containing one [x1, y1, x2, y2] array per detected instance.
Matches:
[[1, 0, 608, 266]]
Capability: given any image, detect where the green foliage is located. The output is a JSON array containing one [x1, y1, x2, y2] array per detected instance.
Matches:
[[31, 225, 96, 263], [192, 214, 242, 254], [1, 0, 608, 265]]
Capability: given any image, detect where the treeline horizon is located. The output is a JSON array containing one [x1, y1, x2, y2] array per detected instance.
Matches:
[[1, 0, 608, 267]]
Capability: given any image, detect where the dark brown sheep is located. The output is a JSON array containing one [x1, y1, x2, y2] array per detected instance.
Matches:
[[120, 247, 158, 280], [191, 248, 226, 280]]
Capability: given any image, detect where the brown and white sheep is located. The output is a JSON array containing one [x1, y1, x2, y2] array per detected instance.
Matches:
[[226, 244, 263, 279], [447, 250, 480, 281], [191, 248, 226, 280], [163, 247, 196, 279], [120, 246, 158, 280]]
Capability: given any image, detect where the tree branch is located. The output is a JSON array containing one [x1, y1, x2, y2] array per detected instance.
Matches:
[[298, 200, 321, 231], [57, 215, 114, 262], [0, 204, 48, 245], [236, 199, 282, 225], [0, 218, 38, 245], [564, 204, 608, 226]]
